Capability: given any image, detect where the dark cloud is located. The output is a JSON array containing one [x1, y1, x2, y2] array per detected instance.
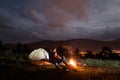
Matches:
[[0, 0, 120, 43]]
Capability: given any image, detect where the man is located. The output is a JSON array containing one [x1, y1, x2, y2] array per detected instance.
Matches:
[[49, 48, 69, 70]]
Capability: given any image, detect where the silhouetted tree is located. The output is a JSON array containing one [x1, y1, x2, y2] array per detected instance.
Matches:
[[74, 48, 80, 59], [102, 46, 112, 53], [16, 42, 23, 53], [22, 45, 30, 53], [102, 46, 112, 59], [96, 46, 111, 59], [96, 46, 120, 60], [85, 50, 94, 58], [109, 52, 120, 60]]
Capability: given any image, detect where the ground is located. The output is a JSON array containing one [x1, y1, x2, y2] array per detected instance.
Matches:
[[0, 53, 120, 80]]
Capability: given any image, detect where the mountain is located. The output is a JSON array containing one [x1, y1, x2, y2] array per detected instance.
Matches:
[[27, 39, 120, 51]]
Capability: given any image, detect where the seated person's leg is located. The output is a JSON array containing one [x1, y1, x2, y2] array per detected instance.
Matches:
[[55, 62, 60, 69], [62, 56, 66, 62], [62, 56, 69, 66]]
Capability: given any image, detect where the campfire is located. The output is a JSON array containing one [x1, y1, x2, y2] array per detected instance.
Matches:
[[68, 59, 77, 67]]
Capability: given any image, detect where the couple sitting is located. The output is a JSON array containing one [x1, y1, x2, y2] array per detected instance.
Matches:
[[49, 48, 69, 70]]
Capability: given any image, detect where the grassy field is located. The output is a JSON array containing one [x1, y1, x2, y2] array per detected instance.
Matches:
[[0, 53, 120, 80]]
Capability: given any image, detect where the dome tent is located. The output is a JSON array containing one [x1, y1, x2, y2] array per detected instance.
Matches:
[[29, 48, 49, 61]]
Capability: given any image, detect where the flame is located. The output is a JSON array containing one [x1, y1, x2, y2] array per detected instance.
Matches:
[[69, 59, 76, 67]]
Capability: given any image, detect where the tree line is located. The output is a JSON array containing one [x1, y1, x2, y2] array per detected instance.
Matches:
[[0, 40, 120, 60], [46, 45, 120, 60], [0, 40, 30, 53], [74, 46, 120, 60]]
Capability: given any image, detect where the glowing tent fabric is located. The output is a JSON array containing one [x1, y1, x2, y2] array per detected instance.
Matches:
[[29, 48, 49, 61]]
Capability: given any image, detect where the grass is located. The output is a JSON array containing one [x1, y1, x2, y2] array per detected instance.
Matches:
[[82, 59, 120, 68], [0, 53, 120, 80]]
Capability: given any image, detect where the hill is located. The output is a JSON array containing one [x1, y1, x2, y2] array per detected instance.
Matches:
[[27, 39, 120, 51]]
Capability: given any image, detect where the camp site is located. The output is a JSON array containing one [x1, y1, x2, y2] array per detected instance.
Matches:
[[0, 41, 120, 80], [1, 0, 120, 80]]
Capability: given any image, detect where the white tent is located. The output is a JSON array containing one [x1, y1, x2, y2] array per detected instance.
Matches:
[[29, 48, 49, 61]]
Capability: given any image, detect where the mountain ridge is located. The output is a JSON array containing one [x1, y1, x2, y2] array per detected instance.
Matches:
[[26, 39, 120, 51]]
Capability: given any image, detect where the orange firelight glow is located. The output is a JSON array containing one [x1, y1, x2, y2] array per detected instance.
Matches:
[[69, 59, 76, 67]]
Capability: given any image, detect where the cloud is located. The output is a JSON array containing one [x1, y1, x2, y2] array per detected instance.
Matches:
[[0, 0, 120, 43]]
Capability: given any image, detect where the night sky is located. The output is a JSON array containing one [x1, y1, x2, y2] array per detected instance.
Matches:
[[0, 0, 120, 43]]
